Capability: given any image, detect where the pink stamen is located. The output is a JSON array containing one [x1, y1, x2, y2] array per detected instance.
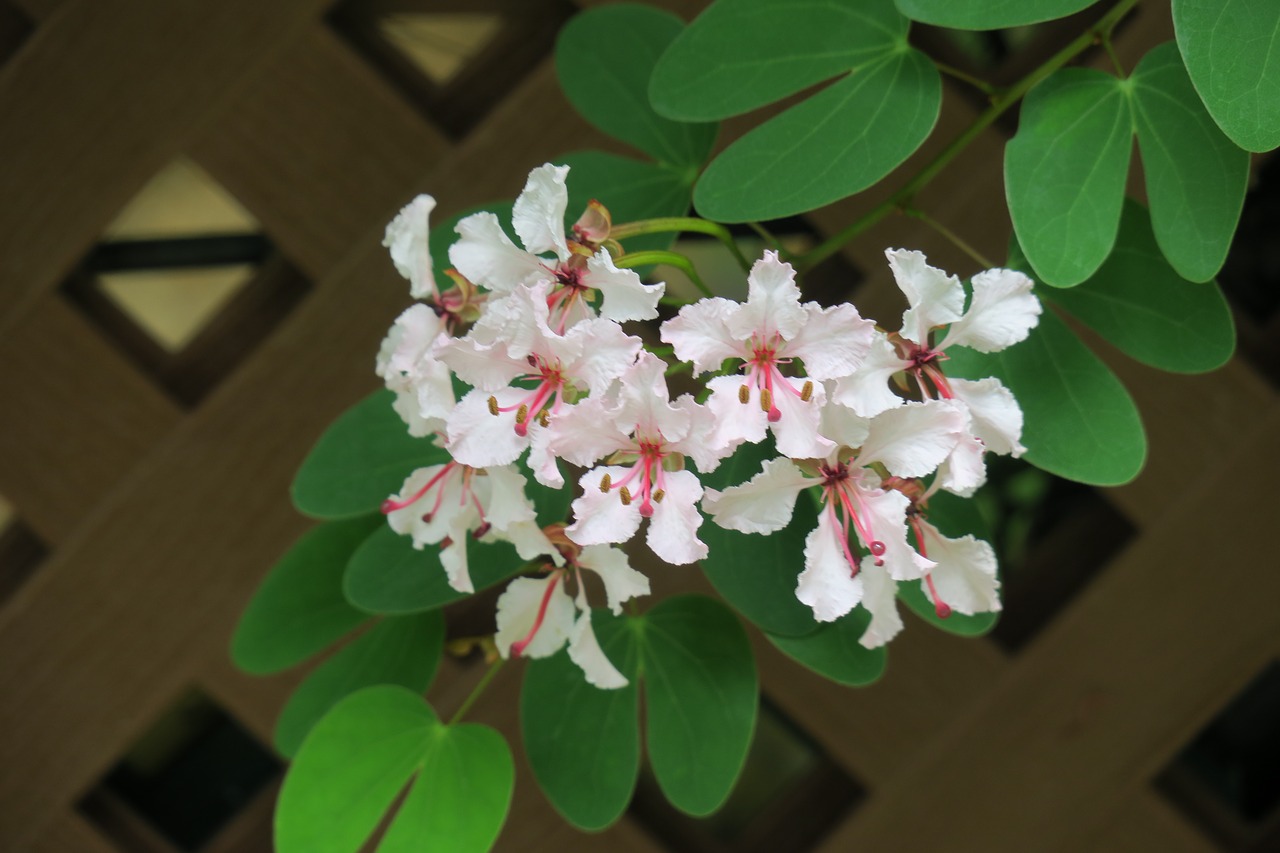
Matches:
[[381, 463, 456, 514], [511, 571, 564, 658]]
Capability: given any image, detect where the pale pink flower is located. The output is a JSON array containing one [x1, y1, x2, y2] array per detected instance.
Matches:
[[374, 304, 454, 437], [383, 194, 437, 300]]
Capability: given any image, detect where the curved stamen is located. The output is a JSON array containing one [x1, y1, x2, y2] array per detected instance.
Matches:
[[511, 571, 565, 657], [381, 463, 456, 514]]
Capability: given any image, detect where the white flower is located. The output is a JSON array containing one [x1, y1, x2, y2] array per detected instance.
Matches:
[[661, 251, 874, 460], [383, 194, 437, 300], [382, 462, 553, 594], [374, 304, 454, 437], [911, 515, 1001, 618], [448, 163, 664, 329]]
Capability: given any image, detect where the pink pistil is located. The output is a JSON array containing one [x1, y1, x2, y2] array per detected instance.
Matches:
[[604, 439, 666, 518], [511, 570, 564, 657], [492, 356, 565, 436], [820, 463, 888, 572], [909, 516, 951, 619]]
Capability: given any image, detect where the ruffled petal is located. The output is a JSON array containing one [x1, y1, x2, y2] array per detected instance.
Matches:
[[856, 486, 934, 581], [435, 335, 528, 391], [829, 331, 908, 418], [856, 400, 965, 479], [449, 212, 548, 293], [939, 267, 1041, 353], [495, 575, 575, 659], [578, 544, 650, 614], [919, 521, 1001, 615], [527, 426, 564, 489], [568, 613, 628, 689], [728, 251, 808, 342], [544, 397, 630, 468], [796, 510, 864, 622], [703, 457, 812, 535], [584, 251, 664, 322], [659, 297, 743, 375], [566, 466, 643, 547], [511, 163, 570, 261], [646, 468, 707, 565], [818, 398, 872, 451], [444, 388, 528, 469], [383, 194, 437, 299], [702, 375, 768, 461], [857, 561, 904, 649], [767, 376, 835, 460], [887, 249, 965, 345], [937, 433, 987, 497], [439, 516, 475, 593], [949, 376, 1026, 457], [562, 316, 642, 397], [786, 302, 875, 380]]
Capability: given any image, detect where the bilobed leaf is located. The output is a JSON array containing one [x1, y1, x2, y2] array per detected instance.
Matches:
[[521, 610, 640, 830], [1130, 42, 1249, 282], [898, 490, 999, 636], [231, 516, 379, 675], [1005, 68, 1132, 287], [640, 596, 757, 816], [1038, 201, 1235, 374], [558, 4, 717, 167], [277, 686, 512, 853], [700, 442, 821, 637], [650, 0, 907, 121], [1173, 0, 1280, 152], [894, 0, 1097, 29], [694, 48, 941, 222], [343, 525, 523, 614], [292, 390, 451, 520], [274, 612, 444, 758], [767, 607, 887, 685], [946, 306, 1146, 485]]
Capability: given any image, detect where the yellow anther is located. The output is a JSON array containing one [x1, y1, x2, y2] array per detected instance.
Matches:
[[487, 396, 500, 416], [801, 380, 814, 402], [515, 403, 529, 424], [653, 489, 665, 503], [537, 410, 550, 427], [759, 388, 773, 412], [738, 384, 750, 404], [599, 473, 612, 493], [620, 487, 632, 506]]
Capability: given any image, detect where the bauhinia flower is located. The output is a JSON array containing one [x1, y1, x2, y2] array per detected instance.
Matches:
[[383, 194, 436, 300], [375, 303, 455, 438], [494, 530, 649, 689], [661, 251, 874, 459], [703, 400, 967, 629], [381, 462, 554, 594], [437, 280, 641, 487], [448, 163, 664, 330], [547, 353, 721, 565]]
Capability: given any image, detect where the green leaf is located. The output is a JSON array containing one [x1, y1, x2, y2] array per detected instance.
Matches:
[[694, 48, 940, 222], [898, 490, 999, 636], [274, 612, 444, 758], [277, 686, 512, 853], [344, 525, 523, 614], [292, 391, 451, 520], [641, 595, 757, 816], [557, 4, 717, 166], [231, 516, 379, 675], [767, 607, 887, 686], [1130, 42, 1249, 282], [700, 442, 821, 637], [946, 307, 1147, 486], [1037, 201, 1235, 374], [1173, 0, 1280, 152], [1005, 68, 1132, 287], [894, 0, 1097, 29], [521, 610, 640, 830], [650, 0, 907, 121]]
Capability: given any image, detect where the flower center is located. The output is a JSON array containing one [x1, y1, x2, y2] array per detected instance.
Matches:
[[381, 462, 490, 538], [488, 355, 566, 436], [599, 437, 667, 518], [739, 333, 813, 423], [818, 462, 886, 577]]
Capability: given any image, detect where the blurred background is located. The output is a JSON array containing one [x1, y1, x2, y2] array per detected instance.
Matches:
[[1, 1, 1277, 851]]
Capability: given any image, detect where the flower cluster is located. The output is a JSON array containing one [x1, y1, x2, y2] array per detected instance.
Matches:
[[376, 163, 1041, 687]]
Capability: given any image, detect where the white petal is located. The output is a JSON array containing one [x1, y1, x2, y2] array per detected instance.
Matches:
[[498, 520, 560, 565], [436, 336, 527, 391], [495, 575, 575, 659], [939, 267, 1041, 353], [478, 464, 538, 531], [857, 487, 934, 581], [728, 251, 807, 341], [938, 433, 987, 498], [797, 510, 864, 622], [578, 544, 649, 614], [703, 375, 768, 460], [768, 377, 835, 460], [566, 466, 642, 547], [568, 614, 628, 689], [545, 398, 630, 468], [562, 317, 642, 397], [646, 469, 707, 565], [376, 304, 445, 381], [857, 561, 904, 649], [383, 194, 436, 299], [660, 297, 743, 375], [386, 465, 466, 549], [857, 400, 965, 478], [919, 521, 1001, 615], [439, 516, 475, 593], [818, 398, 872, 450], [445, 388, 527, 469], [887, 249, 965, 345], [584, 251, 664, 322], [527, 426, 565, 489], [829, 331, 908, 418], [512, 163, 570, 261], [786, 302, 875, 380], [670, 393, 736, 473], [702, 457, 811, 535], [449, 212, 547, 293], [949, 376, 1026, 457]]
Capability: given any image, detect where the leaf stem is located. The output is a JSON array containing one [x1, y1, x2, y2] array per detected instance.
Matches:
[[611, 217, 751, 272], [904, 206, 995, 268], [615, 249, 713, 298], [796, 0, 1140, 272], [933, 60, 1001, 96], [449, 656, 505, 725]]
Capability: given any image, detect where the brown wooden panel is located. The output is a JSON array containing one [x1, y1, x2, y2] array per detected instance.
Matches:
[[0, 0, 328, 336], [0, 296, 180, 546], [30, 811, 120, 853], [190, 26, 451, 282], [1090, 792, 1220, 853]]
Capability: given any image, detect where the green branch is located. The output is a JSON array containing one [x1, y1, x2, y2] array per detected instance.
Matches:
[[610, 217, 751, 272], [449, 656, 505, 725], [615, 249, 713, 298]]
